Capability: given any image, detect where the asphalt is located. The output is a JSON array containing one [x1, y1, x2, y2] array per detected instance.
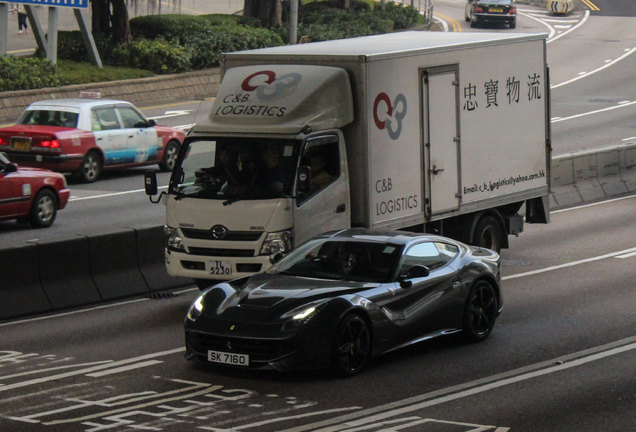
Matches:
[[3, 0, 244, 57]]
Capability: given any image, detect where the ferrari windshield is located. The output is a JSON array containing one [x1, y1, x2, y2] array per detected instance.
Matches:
[[268, 238, 404, 283], [171, 137, 301, 201]]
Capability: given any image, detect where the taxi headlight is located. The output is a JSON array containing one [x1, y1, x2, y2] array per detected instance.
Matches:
[[260, 229, 293, 255]]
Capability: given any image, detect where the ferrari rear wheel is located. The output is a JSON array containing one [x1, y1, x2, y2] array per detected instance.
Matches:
[[462, 280, 498, 342], [331, 314, 370, 376]]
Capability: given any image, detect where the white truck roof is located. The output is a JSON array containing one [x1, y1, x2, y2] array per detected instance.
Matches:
[[224, 31, 547, 59]]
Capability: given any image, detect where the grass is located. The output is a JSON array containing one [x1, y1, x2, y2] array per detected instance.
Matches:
[[56, 60, 155, 86]]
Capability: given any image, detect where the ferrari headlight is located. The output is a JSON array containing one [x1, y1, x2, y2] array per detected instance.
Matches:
[[165, 225, 184, 251], [281, 304, 321, 331], [187, 294, 205, 321], [260, 229, 293, 255]]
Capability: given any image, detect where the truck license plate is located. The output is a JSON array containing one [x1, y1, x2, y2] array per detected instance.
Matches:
[[208, 350, 249, 366], [210, 260, 232, 276], [11, 137, 31, 151]]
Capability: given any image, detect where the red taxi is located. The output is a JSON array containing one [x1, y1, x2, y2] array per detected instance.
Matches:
[[0, 98, 185, 182], [0, 153, 70, 228]]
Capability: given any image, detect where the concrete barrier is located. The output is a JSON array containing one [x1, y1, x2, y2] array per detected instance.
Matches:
[[89, 228, 151, 300], [37, 235, 103, 310], [0, 243, 52, 319], [135, 225, 192, 291]]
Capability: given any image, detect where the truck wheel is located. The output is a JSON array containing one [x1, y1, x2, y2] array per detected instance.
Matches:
[[29, 189, 57, 228], [77, 150, 102, 183], [159, 140, 180, 172], [473, 215, 502, 253]]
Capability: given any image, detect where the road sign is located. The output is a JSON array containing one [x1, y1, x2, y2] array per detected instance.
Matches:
[[0, 0, 89, 9]]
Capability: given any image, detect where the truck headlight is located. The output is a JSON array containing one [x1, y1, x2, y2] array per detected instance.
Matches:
[[165, 225, 185, 251], [260, 229, 293, 255]]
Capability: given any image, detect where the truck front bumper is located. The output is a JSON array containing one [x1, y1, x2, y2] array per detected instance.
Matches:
[[165, 248, 272, 281]]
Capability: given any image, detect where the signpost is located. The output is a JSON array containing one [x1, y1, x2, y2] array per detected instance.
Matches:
[[0, 0, 102, 68]]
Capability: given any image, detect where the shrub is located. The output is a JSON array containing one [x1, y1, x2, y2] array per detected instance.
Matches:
[[130, 14, 212, 45], [373, 1, 420, 29], [111, 38, 193, 74], [34, 31, 116, 64], [0, 56, 59, 92]]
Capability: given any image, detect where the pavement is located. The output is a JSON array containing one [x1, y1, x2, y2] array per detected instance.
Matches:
[[2, 0, 244, 57]]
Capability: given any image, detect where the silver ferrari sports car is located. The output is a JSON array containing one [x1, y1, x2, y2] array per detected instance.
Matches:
[[185, 228, 502, 376]]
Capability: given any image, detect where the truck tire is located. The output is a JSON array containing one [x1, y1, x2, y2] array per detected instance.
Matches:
[[473, 215, 502, 253]]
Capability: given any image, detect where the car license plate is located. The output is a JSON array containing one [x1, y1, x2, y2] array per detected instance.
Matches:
[[208, 350, 249, 366], [490, 8, 503, 12], [11, 137, 31, 151], [210, 260, 232, 276]]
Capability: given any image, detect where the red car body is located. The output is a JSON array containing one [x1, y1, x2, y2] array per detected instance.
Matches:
[[0, 153, 70, 228], [0, 98, 185, 182]]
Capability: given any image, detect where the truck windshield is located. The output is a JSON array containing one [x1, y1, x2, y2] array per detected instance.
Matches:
[[170, 137, 300, 201]]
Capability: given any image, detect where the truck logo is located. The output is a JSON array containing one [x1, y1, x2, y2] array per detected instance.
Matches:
[[241, 70, 302, 101], [211, 225, 229, 240], [373, 92, 407, 140]]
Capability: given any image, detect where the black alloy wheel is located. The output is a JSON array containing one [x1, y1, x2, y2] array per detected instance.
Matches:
[[462, 280, 498, 342], [332, 314, 371, 376]]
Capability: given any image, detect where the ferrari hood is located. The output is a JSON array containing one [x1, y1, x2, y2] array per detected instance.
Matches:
[[208, 273, 377, 319]]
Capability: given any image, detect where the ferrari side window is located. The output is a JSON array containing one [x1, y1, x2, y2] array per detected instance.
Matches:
[[400, 242, 445, 273], [435, 242, 459, 264]]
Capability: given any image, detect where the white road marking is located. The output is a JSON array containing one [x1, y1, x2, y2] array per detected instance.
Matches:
[[551, 100, 636, 123], [85, 360, 165, 377], [503, 247, 636, 280], [278, 336, 636, 432]]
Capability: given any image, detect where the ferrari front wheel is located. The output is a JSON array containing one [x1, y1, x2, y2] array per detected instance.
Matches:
[[331, 314, 370, 376]]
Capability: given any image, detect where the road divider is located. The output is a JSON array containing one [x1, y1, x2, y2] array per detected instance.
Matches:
[[550, 142, 636, 208], [0, 227, 191, 320]]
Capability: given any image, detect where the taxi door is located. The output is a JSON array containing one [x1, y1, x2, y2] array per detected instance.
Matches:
[[115, 105, 159, 163], [91, 107, 128, 165]]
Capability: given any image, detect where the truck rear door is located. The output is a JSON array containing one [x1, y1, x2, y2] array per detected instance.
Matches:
[[422, 66, 461, 217]]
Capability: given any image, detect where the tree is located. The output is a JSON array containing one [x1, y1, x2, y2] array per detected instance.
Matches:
[[91, 0, 181, 44], [243, 0, 282, 28]]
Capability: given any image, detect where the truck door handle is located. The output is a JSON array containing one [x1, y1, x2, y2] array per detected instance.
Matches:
[[336, 204, 346, 213], [432, 164, 444, 175]]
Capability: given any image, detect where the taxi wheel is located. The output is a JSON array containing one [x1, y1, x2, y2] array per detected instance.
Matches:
[[159, 141, 180, 172], [78, 150, 102, 183], [30, 189, 57, 228]]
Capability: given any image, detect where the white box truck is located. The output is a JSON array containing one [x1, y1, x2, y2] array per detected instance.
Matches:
[[146, 31, 551, 289]]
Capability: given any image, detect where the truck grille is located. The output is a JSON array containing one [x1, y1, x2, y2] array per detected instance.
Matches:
[[188, 247, 255, 257], [181, 228, 262, 241]]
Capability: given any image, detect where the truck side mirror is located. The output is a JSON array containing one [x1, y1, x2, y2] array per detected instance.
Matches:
[[297, 165, 311, 192], [145, 171, 158, 196]]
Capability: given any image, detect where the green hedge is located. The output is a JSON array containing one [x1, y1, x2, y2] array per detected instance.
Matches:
[[0, 56, 59, 92]]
